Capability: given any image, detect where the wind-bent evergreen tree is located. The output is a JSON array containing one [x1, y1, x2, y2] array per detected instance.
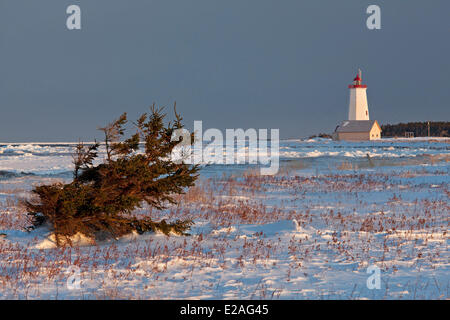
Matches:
[[25, 104, 199, 245]]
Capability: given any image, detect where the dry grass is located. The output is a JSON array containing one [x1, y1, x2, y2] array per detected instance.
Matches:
[[0, 165, 448, 299]]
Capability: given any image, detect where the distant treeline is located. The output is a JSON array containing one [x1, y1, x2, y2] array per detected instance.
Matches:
[[381, 122, 450, 137], [308, 133, 332, 139]]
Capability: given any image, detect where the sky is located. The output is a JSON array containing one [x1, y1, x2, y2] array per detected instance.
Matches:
[[0, 0, 449, 142]]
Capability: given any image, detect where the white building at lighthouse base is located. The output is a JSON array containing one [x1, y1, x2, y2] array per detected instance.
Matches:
[[333, 120, 381, 141]]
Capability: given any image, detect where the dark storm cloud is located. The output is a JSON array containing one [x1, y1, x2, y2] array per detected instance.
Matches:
[[0, 0, 449, 141]]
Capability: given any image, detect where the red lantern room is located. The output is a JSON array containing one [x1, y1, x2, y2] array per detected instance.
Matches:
[[349, 71, 367, 88]]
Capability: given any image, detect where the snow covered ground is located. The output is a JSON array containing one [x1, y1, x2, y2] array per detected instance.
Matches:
[[0, 138, 448, 299]]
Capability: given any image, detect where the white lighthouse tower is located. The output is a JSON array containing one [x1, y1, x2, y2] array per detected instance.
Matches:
[[348, 69, 369, 120]]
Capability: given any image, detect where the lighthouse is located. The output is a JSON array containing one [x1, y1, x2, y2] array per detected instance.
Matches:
[[332, 69, 382, 141], [348, 69, 369, 121]]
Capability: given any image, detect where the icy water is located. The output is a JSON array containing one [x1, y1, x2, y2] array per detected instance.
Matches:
[[0, 138, 448, 178]]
